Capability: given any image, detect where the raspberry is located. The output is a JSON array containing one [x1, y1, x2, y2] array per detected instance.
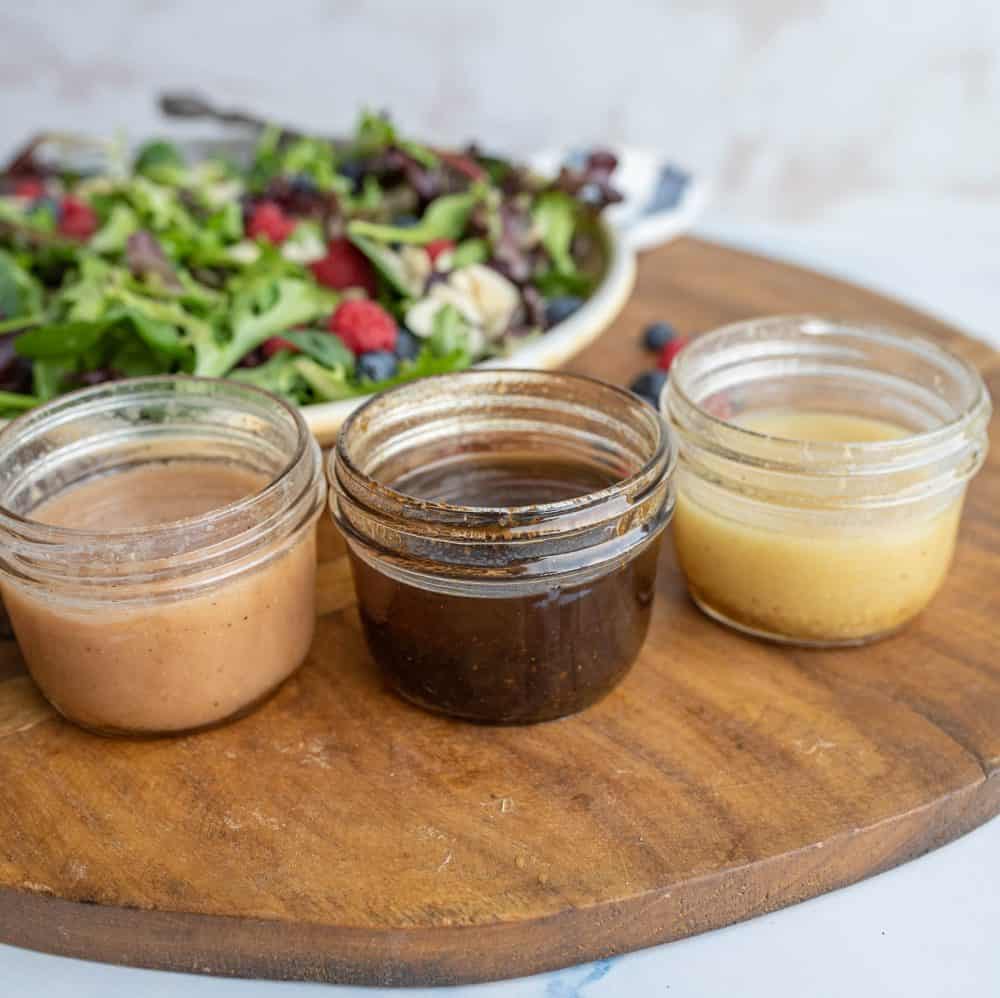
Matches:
[[57, 196, 98, 240], [247, 200, 296, 244], [262, 336, 300, 358], [328, 299, 397, 354], [657, 336, 689, 371], [309, 238, 377, 296], [13, 177, 44, 199], [425, 238, 455, 264]]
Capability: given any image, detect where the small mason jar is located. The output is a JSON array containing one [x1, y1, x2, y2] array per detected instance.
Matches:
[[0, 376, 326, 736], [330, 370, 675, 723], [663, 316, 991, 646]]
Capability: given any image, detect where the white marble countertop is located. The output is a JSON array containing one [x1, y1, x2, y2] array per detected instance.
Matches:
[[2, 218, 998, 996]]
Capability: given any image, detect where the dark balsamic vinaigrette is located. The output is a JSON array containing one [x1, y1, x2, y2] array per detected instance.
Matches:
[[391, 452, 621, 506], [349, 452, 661, 724]]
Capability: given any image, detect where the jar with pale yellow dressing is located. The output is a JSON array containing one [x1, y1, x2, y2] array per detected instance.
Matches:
[[663, 317, 990, 646]]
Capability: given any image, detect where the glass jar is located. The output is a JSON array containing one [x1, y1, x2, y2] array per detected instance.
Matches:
[[0, 376, 326, 736], [330, 370, 674, 723], [663, 316, 991, 646]]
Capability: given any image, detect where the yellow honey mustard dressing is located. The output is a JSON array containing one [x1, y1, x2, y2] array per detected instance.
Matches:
[[672, 410, 962, 643]]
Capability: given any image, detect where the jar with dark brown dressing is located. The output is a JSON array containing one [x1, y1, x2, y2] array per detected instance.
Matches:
[[330, 371, 675, 724]]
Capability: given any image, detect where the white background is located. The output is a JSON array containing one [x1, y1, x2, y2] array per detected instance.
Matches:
[[1, 0, 998, 341], [1, 2, 998, 994]]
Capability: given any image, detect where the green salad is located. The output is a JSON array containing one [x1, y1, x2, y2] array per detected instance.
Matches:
[[0, 112, 622, 416]]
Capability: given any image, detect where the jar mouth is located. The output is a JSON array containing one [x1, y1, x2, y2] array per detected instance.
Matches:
[[335, 369, 673, 524], [665, 316, 991, 492], [0, 376, 325, 596], [331, 369, 675, 579], [0, 376, 310, 542]]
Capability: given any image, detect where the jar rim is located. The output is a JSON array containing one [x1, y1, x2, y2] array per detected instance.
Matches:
[[666, 315, 991, 465], [334, 368, 674, 524], [0, 375, 310, 543]]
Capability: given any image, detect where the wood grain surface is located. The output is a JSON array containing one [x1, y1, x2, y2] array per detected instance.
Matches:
[[0, 237, 997, 987]]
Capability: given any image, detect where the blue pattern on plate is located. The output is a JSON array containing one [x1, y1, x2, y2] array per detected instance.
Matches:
[[643, 164, 691, 215]]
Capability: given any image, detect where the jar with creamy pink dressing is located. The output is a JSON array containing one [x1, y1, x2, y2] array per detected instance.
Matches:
[[0, 376, 325, 736]]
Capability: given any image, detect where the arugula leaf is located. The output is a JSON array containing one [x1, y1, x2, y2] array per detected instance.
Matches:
[[204, 201, 243, 242], [293, 356, 354, 401], [0, 314, 41, 334], [90, 203, 140, 254], [533, 268, 593, 298], [349, 175, 383, 214], [106, 335, 167, 378], [354, 110, 397, 156], [532, 191, 577, 275], [350, 343, 471, 396], [0, 390, 39, 414], [348, 233, 422, 297], [119, 308, 187, 358], [348, 191, 478, 245], [398, 140, 439, 169], [15, 321, 108, 359], [53, 256, 115, 321], [192, 276, 336, 377], [230, 352, 308, 402], [450, 238, 489, 268], [0, 250, 43, 317], [32, 358, 74, 402], [134, 140, 186, 184], [125, 176, 195, 237], [16, 306, 186, 372], [476, 153, 516, 186], [428, 303, 473, 358], [282, 330, 355, 373], [25, 200, 58, 233], [279, 137, 344, 192], [108, 294, 202, 358], [248, 125, 283, 191], [169, 271, 224, 312]]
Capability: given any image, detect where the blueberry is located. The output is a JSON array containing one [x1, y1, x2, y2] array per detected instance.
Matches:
[[629, 369, 668, 405], [289, 173, 318, 195], [391, 213, 420, 229], [395, 328, 421, 361], [642, 322, 677, 352], [338, 160, 366, 184], [357, 350, 398, 383], [545, 295, 584, 326]]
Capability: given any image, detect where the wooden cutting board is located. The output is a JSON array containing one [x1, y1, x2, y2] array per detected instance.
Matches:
[[0, 237, 997, 987]]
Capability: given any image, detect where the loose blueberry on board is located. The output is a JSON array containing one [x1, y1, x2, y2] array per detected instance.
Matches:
[[642, 321, 677, 352], [395, 327, 421, 361], [545, 295, 584, 326], [629, 369, 668, 406], [358, 350, 399, 382]]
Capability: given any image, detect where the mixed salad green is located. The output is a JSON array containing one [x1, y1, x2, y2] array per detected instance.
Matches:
[[0, 112, 622, 416]]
